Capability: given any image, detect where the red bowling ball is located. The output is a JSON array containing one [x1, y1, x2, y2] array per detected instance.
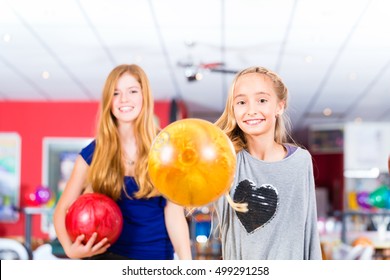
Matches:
[[65, 193, 123, 245]]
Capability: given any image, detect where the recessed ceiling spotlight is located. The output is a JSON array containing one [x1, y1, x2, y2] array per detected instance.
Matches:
[[323, 107, 332, 116], [348, 72, 357, 80], [134, 55, 142, 63], [195, 72, 203, 81], [3, 33, 11, 43], [43, 8, 56, 17], [42, 71, 50, 79], [304, 55, 313, 63], [184, 40, 196, 48]]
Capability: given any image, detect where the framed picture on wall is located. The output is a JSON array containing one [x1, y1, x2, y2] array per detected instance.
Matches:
[[0, 132, 21, 222], [41, 137, 92, 233]]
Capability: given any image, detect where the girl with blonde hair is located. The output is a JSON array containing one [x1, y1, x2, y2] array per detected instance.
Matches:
[[54, 64, 191, 260], [215, 66, 321, 259]]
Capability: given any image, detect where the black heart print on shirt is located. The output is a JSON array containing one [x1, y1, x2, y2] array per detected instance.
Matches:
[[233, 180, 279, 234]]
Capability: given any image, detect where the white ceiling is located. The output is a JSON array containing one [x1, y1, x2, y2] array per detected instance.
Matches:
[[1, 0, 390, 132]]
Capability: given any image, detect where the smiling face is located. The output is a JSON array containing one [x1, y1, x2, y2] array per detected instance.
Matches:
[[233, 73, 285, 138], [111, 72, 143, 124]]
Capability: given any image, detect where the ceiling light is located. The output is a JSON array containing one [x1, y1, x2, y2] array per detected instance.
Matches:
[[41, 71, 50, 79], [354, 117, 363, 123], [348, 72, 357, 80], [186, 73, 203, 82], [195, 73, 203, 80], [185, 67, 202, 82], [184, 40, 196, 48], [304, 55, 313, 63], [134, 55, 142, 63], [3, 33, 11, 43], [323, 108, 332, 116]]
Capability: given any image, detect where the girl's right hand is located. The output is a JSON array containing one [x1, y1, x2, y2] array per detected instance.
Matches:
[[65, 232, 110, 259]]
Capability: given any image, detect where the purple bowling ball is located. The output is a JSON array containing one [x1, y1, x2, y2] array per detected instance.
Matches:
[[35, 186, 52, 205], [357, 191, 371, 210]]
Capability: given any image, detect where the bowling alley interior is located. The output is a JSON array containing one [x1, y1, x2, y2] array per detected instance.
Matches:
[[1, 0, 390, 260]]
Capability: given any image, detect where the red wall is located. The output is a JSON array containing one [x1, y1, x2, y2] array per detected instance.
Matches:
[[0, 100, 173, 241]]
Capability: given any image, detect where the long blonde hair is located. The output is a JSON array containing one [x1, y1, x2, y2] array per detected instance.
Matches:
[[214, 66, 292, 212], [88, 64, 159, 200], [215, 66, 291, 152]]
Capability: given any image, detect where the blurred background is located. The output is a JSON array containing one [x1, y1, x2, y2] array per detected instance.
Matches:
[[0, 0, 389, 260]]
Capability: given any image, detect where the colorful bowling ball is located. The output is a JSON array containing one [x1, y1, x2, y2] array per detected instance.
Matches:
[[65, 193, 123, 245], [24, 191, 39, 207], [356, 191, 371, 210], [348, 191, 359, 210], [148, 118, 236, 207], [35, 185, 51, 205], [352, 236, 373, 247], [369, 185, 390, 209]]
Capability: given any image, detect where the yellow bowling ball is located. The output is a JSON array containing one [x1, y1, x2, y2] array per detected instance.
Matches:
[[148, 118, 236, 207]]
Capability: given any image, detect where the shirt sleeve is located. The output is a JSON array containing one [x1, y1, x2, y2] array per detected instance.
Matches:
[[79, 140, 96, 165], [304, 155, 323, 260]]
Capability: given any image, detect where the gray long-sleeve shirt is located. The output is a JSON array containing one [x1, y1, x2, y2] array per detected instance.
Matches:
[[215, 147, 322, 260]]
